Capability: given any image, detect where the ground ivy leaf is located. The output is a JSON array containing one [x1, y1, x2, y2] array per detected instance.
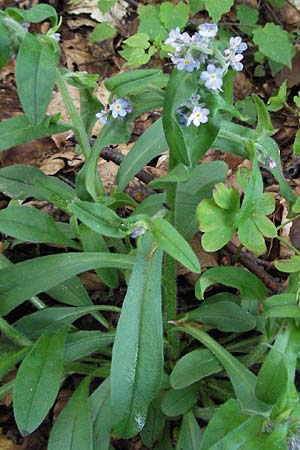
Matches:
[[253, 24, 294, 68], [90, 23, 116, 43], [204, 0, 234, 22]]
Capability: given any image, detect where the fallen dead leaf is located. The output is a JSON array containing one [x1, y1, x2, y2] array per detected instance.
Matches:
[[66, 0, 127, 25], [0, 435, 21, 450]]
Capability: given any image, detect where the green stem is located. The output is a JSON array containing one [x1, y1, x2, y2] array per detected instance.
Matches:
[[55, 69, 91, 159], [163, 153, 179, 360], [276, 213, 300, 231], [0, 316, 32, 347], [276, 235, 300, 256]]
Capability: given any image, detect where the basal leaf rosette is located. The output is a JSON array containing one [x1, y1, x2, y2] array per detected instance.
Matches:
[[196, 183, 277, 255]]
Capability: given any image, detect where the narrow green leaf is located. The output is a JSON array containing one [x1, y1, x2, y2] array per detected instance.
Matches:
[[171, 349, 222, 389], [48, 377, 93, 450], [140, 397, 165, 448], [14, 306, 110, 339], [200, 399, 257, 450], [80, 88, 103, 136], [117, 118, 168, 191], [16, 34, 58, 124], [70, 201, 127, 237], [253, 95, 274, 136], [104, 69, 168, 97], [90, 377, 111, 450], [65, 331, 114, 362], [176, 410, 202, 450], [186, 301, 256, 332], [13, 329, 66, 435], [47, 276, 92, 307], [152, 218, 200, 273], [111, 234, 163, 437], [255, 327, 290, 404], [0, 348, 29, 382], [0, 115, 71, 152], [0, 205, 75, 247], [178, 324, 269, 413], [0, 252, 135, 315], [79, 224, 119, 289], [161, 384, 199, 417], [0, 164, 75, 203], [0, 22, 10, 70]]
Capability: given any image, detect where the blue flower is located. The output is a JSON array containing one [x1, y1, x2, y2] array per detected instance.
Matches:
[[96, 110, 109, 125], [200, 64, 223, 91], [173, 53, 200, 72], [224, 36, 247, 71], [186, 106, 210, 127], [109, 98, 131, 119], [198, 23, 218, 38]]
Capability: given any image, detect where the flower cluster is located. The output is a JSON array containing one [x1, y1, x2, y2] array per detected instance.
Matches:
[[223, 37, 248, 71], [165, 23, 247, 127], [176, 94, 210, 128], [165, 23, 247, 90], [96, 98, 132, 125]]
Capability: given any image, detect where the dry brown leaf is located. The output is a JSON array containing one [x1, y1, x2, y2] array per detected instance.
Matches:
[[39, 158, 65, 175], [66, 0, 127, 25], [279, 199, 295, 258], [0, 435, 20, 450]]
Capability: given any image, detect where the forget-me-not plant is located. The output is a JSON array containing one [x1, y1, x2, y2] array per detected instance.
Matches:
[[164, 22, 247, 128]]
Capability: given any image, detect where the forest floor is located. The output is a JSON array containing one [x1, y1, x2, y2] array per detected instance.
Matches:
[[1, 0, 300, 448]]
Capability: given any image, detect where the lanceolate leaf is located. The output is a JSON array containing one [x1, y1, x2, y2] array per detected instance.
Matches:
[[117, 118, 168, 191], [0, 115, 71, 152], [0, 164, 75, 203], [14, 306, 111, 339], [79, 225, 119, 289], [0, 252, 135, 315], [0, 205, 76, 247], [90, 377, 111, 450], [111, 234, 163, 438], [13, 328, 66, 436], [16, 34, 58, 125], [171, 349, 222, 389], [70, 201, 127, 238], [178, 324, 269, 413], [163, 70, 217, 166], [152, 218, 200, 273], [0, 22, 10, 70], [48, 377, 93, 450], [176, 410, 202, 450]]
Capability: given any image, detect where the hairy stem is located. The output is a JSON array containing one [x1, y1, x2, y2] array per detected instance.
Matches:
[[163, 153, 180, 360], [55, 69, 91, 160], [0, 316, 32, 347]]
